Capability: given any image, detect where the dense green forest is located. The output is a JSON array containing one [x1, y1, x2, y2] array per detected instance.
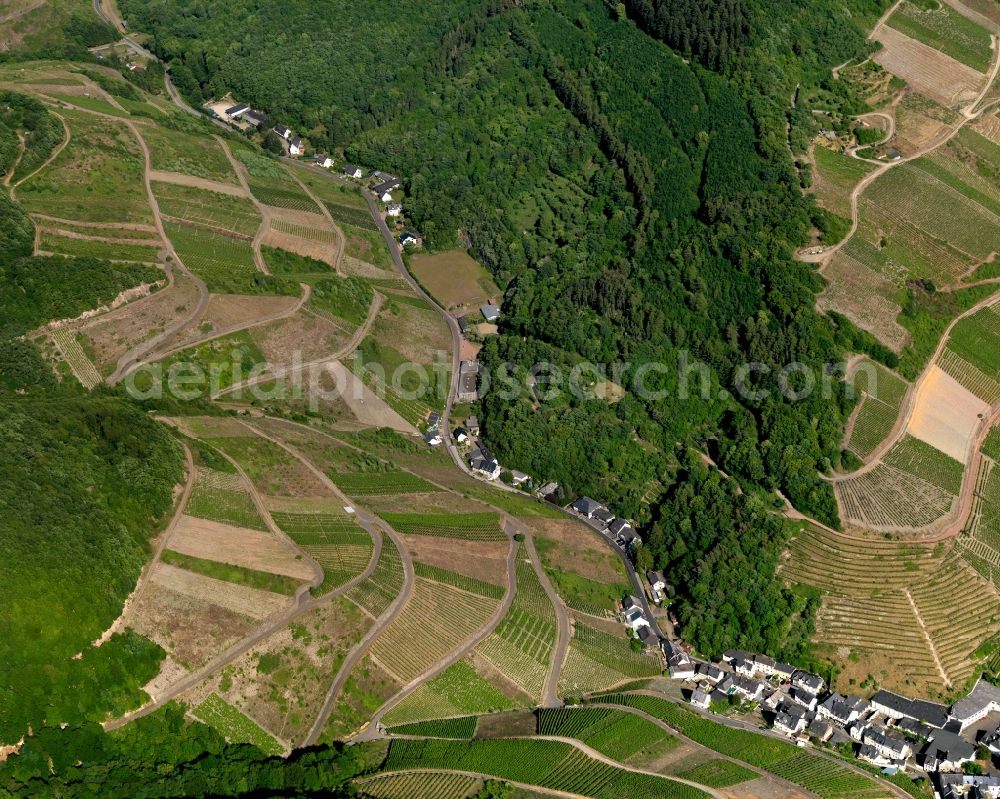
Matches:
[[117, 0, 889, 661], [0, 95, 184, 741]]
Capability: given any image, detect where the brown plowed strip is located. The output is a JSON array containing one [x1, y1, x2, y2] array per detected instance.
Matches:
[[39, 226, 162, 246], [30, 213, 158, 232], [149, 170, 250, 197]]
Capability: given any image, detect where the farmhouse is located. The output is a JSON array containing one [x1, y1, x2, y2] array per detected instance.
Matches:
[[314, 154, 334, 168], [386, 203, 403, 217], [870, 690, 949, 728], [273, 124, 292, 140], [791, 670, 825, 696], [920, 729, 976, 772], [950, 678, 1000, 731], [457, 360, 480, 402], [774, 704, 808, 735], [571, 496, 604, 518], [937, 774, 1000, 798], [817, 693, 870, 726], [342, 164, 364, 178], [289, 136, 304, 156], [480, 303, 500, 322], [691, 689, 711, 710], [225, 102, 249, 118]]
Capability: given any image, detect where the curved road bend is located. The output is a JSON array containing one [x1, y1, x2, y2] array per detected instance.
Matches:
[[351, 532, 519, 743]]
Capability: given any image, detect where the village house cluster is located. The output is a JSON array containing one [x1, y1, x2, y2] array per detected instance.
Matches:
[[668, 644, 1000, 788]]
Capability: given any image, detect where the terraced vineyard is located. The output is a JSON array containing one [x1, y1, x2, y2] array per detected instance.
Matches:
[[323, 200, 380, 231], [248, 176, 320, 212], [381, 738, 709, 799], [185, 467, 268, 531], [470, 546, 557, 700], [559, 621, 663, 696], [369, 576, 500, 683], [141, 124, 239, 184], [51, 328, 102, 389], [380, 512, 505, 541], [386, 715, 478, 739], [937, 347, 1000, 404], [154, 181, 261, 238], [413, 562, 505, 600], [357, 772, 483, 799], [536, 707, 679, 766], [596, 695, 893, 799], [782, 523, 998, 692], [270, 217, 340, 243], [164, 221, 259, 293], [347, 536, 406, 617], [887, 0, 993, 72], [381, 661, 518, 726], [272, 512, 374, 593], [959, 457, 1000, 594], [39, 230, 161, 263], [948, 299, 1000, 379], [836, 436, 961, 530], [846, 360, 908, 459], [331, 470, 437, 496]]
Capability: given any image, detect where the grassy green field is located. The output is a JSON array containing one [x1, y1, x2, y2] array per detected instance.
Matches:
[[192, 693, 284, 755], [888, 0, 993, 72], [185, 468, 268, 530], [141, 123, 238, 183], [273, 511, 375, 595], [675, 760, 758, 789], [883, 434, 964, 494], [536, 707, 680, 766], [18, 109, 153, 224], [160, 549, 303, 595], [380, 512, 506, 541], [38, 230, 161, 263], [381, 661, 518, 726], [847, 359, 908, 459], [331, 470, 436, 496], [812, 145, 876, 218], [948, 302, 1000, 378]]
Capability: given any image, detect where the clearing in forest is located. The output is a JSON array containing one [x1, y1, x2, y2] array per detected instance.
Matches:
[[409, 249, 502, 313]]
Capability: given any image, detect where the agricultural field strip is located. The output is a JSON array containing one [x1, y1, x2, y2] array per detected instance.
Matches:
[[355, 771, 482, 799], [192, 693, 284, 755], [51, 328, 102, 388]]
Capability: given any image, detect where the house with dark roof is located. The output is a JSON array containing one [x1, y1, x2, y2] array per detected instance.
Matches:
[[937, 773, 1000, 798], [817, 693, 869, 726], [399, 231, 420, 246], [457, 360, 479, 402], [897, 717, 933, 741], [245, 110, 268, 127], [289, 135, 303, 156], [788, 686, 819, 712], [691, 689, 711, 710], [731, 676, 767, 703], [722, 650, 750, 665], [373, 178, 400, 195], [571, 496, 604, 518], [774, 703, 808, 735], [536, 481, 559, 501], [858, 744, 895, 768], [591, 507, 615, 526], [862, 727, 911, 760], [273, 124, 291, 140], [951, 678, 1000, 731], [480, 303, 500, 322], [225, 102, 249, 118], [342, 164, 364, 178], [808, 718, 834, 741], [696, 663, 725, 684], [921, 728, 976, 772], [608, 518, 632, 541], [870, 690, 949, 728], [313, 153, 334, 168], [791, 670, 825, 696]]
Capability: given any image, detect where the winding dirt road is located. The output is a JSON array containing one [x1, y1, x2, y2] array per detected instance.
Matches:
[[217, 136, 271, 275], [523, 531, 571, 709]]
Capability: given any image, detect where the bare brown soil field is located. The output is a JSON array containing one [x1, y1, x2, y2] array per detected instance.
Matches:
[[522, 518, 625, 584], [892, 91, 962, 154], [169, 515, 315, 580], [362, 491, 493, 515], [149, 171, 249, 197], [401, 535, 510, 587], [342, 255, 400, 281], [263, 495, 354, 514], [323, 655, 400, 741], [29, 214, 159, 233], [459, 339, 482, 360], [129, 580, 259, 668], [254, 309, 353, 367], [80, 272, 200, 373], [973, 111, 1000, 142], [322, 361, 417, 434], [874, 27, 983, 107], [906, 365, 989, 460], [142, 657, 190, 703], [719, 778, 814, 799], [166, 293, 301, 349], [370, 299, 452, 365], [36, 225, 162, 247], [150, 562, 290, 620], [817, 252, 909, 352], [262, 228, 338, 268], [409, 249, 501, 312], [172, 415, 259, 439], [188, 597, 372, 746]]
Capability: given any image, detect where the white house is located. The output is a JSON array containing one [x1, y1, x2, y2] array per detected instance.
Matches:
[[775, 705, 808, 736], [225, 102, 249, 119], [691, 689, 711, 710], [400, 231, 419, 247], [624, 607, 650, 633], [731, 676, 767, 703], [696, 663, 724, 684], [273, 124, 291, 140], [858, 745, 894, 768], [646, 570, 667, 603], [379, 190, 393, 203], [951, 679, 1000, 731], [289, 136, 303, 156], [453, 427, 469, 443], [791, 670, 825, 696], [817, 693, 868, 726], [423, 431, 442, 447], [342, 164, 363, 179], [314, 154, 334, 168], [386, 203, 403, 217], [668, 652, 695, 680], [863, 728, 911, 760]]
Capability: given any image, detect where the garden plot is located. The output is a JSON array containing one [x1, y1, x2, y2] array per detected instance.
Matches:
[[149, 562, 289, 620], [273, 511, 374, 594], [905, 367, 989, 461], [140, 124, 239, 185], [185, 466, 268, 531], [193, 596, 372, 747], [153, 182, 261, 238], [470, 546, 557, 701], [873, 26, 983, 107], [369, 577, 500, 683], [17, 109, 153, 224], [168, 515, 314, 581], [381, 661, 517, 726]]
